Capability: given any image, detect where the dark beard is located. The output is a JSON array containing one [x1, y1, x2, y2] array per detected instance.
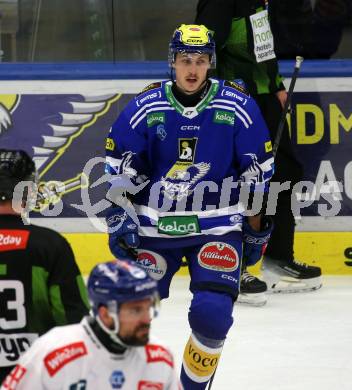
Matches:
[[119, 324, 150, 346]]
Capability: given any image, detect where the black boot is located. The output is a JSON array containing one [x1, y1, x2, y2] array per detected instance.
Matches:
[[261, 256, 322, 293], [237, 268, 268, 306]]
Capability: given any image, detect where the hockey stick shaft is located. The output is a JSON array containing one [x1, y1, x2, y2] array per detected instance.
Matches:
[[272, 56, 304, 158], [207, 368, 217, 389]]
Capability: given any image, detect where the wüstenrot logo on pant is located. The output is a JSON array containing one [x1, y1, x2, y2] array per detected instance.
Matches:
[[157, 215, 200, 236]]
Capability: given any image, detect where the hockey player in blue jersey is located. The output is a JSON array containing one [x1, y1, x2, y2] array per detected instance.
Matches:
[[105, 24, 274, 389]]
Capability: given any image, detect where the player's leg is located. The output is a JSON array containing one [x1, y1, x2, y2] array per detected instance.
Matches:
[[180, 234, 242, 389]]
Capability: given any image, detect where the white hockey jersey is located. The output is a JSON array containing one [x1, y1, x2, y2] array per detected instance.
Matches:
[[1, 318, 181, 390]]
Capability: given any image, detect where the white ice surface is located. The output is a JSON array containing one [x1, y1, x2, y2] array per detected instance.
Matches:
[[152, 276, 352, 390]]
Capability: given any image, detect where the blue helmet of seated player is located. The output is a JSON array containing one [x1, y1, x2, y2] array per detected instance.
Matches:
[[87, 259, 159, 347], [168, 24, 216, 94]]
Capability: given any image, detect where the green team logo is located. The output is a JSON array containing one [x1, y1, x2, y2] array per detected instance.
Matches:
[[147, 112, 165, 127], [158, 215, 200, 236], [213, 110, 235, 126]]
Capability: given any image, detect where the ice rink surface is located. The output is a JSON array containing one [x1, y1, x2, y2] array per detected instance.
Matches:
[[152, 276, 352, 390]]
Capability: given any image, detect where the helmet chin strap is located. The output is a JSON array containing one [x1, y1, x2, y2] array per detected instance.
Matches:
[[95, 304, 129, 348]]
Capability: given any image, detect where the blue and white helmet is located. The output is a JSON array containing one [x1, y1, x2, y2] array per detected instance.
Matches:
[[87, 259, 159, 342], [168, 24, 216, 68]]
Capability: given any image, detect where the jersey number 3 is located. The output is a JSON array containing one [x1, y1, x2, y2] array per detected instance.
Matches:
[[0, 281, 26, 329]]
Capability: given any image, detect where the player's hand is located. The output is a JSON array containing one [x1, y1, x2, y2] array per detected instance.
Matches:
[[242, 216, 273, 266], [276, 90, 288, 109], [106, 206, 140, 259]]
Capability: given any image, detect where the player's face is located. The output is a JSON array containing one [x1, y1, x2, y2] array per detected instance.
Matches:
[[173, 53, 211, 94], [117, 297, 154, 346]]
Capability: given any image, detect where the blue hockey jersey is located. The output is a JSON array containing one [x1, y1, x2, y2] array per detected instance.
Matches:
[[105, 78, 274, 239]]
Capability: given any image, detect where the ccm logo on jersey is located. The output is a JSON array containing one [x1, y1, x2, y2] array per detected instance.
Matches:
[[145, 344, 174, 368], [2, 365, 27, 390], [138, 380, 164, 390], [44, 342, 87, 377], [180, 125, 200, 131], [0, 230, 30, 252]]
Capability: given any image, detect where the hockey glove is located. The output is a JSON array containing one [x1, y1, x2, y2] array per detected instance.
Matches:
[[242, 216, 273, 266], [106, 206, 140, 259]]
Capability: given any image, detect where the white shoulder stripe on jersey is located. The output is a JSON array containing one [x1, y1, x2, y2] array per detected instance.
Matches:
[[130, 100, 170, 124], [131, 106, 175, 130], [146, 106, 175, 115], [212, 98, 253, 125], [135, 204, 246, 220], [207, 104, 250, 129], [130, 101, 171, 126]]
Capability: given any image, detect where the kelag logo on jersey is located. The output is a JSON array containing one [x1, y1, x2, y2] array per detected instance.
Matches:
[[213, 110, 235, 126], [110, 370, 125, 389], [147, 112, 165, 127], [157, 215, 200, 236]]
